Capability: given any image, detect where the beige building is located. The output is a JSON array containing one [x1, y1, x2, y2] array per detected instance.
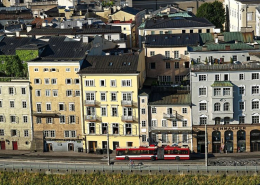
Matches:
[[0, 78, 32, 150], [27, 37, 89, 152], [139, 87, 192, 149]]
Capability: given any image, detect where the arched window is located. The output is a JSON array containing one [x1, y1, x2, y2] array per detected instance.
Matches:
[[214, 103, 220, 111], [224, 102, 230, 111]]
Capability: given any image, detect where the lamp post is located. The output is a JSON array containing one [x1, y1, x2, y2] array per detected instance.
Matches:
[[107, 125, 110, 166], [205, 123, 208, 166]]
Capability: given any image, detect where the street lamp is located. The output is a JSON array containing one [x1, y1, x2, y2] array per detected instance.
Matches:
[[205, 123, 208, 166], [107, 125, 110, 166]]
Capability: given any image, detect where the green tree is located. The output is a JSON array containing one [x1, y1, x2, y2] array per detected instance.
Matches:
[[205, 57, 208, 64], [196, 1, 225, 31], [230, 57, 233, 64], [0, 56, 24, 77]]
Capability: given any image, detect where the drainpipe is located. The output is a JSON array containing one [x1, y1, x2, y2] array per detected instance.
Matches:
[[80, 74, 87, 153]]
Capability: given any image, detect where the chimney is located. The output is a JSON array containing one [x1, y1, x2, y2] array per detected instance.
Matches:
[[26, 25, 32, 32], [215, 37, 218, 44], [16, 31, 20, 37], [225, 45, 230, 51], [83, 36, 88, 43], [254, 44, 260, 49]]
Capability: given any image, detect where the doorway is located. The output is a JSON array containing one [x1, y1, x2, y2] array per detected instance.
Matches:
[[88, 141, 97, 153], [197, 131, 205, 153], [102, 141, 107, 149], [68, 143, 74, 151], [12, 141, 18, 150], [113, 141, 119, 150], [157, 148, 164, 159], [0, 141, 5, 150], [47, 143, 53, 152], [212, 131, 221, 153]]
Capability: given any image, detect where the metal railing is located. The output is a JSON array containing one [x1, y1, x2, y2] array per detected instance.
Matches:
[[191, 63, 260, 71], [121, 116, 135, 122], [85, 100, 96, 106], [121, 100, 133, 106]]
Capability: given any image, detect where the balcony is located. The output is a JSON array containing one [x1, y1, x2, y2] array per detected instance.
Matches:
[[150, 126, 192, 133], [33, 111, 60, 117], [121, 100, 133, 107], [163, 113, 183, 120], [85, 100, 98, 107], [85, 115, 101, 122], [121, 116, 136, 122]]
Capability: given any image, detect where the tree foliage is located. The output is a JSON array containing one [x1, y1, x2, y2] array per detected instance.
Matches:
[[0, 55, 25, 77], [196, 1, 225, 31]]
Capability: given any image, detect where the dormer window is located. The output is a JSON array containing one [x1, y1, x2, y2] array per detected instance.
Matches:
[[109, 62, 113, 66]]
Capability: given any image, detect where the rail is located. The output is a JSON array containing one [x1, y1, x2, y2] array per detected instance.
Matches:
[[191, 63, 260, 71]]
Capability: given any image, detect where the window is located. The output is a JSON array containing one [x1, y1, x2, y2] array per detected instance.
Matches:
[[142, 135, 146, 142], [252, 100, 259, 110], [24, 130, 29, 137], [252, 86, 259, 94], [66, 90, 72, 97], [100, 80, 105, 87], [110, 80, 116, 87], [215, 74, 220, 81], [165, 51, 170, 58], [64, 131, 69, 137], [43, 68, 48, 72], [121, 80, 131, 87], [125, 124, 131, 135], [69, 103, 75, 111], [89, 123, 95, 134], [51, 78, 57, 84], [185, 50, 188, 55], [46, 103, 51, 111], [150, 51, 155, 56], [10, 116, 16, 123], [100, 93, 106, 101], [159, 76, 171, 82], [151, 120, 157, 127], [86, 92, 95, 101], [166, 62, 170, 69], [182, 120, 187, 127], [122, 93, 132, 101], [46, 117, 53, 124], [233, 55, 237, 61], [239, 74, 244, 80], [199, 103, 207, 111], [247, 12, 253, 21], [199, 88, 206, 96], [34, 79, 40, 84], [66, 68, 71, 72], [108, 35, 111, 40], [236, 116, 244, 124], [141, 108, 145, 114], [65, 79, 72, 84], [85, 80, 94, 87], [190, 30, 193, 33], [172, 120, 177, 127], [36, 117, 41, 124], [223, 102, 230, 111], [11, 130, 17, 136], [22, 101, 27, 108], [0, 87, 1, 95], [150, 62, 155, 69], [142, 99, 145, 103], [182, 30, 186, 33], [200, 117, 207, 125], [185, 62, 189, 68], [112, 107, 117, 116], [9, 87, 14, 95], [198, 29, 202, 33], [152, 107, 156, 113], [239, 101, 245, 110], [21, 88, 26, 95], [214, 103, 220, 111], [69, 115, 75, 124], [34, 68, 39, 72], [74, 68, 79, 72], [141, 121, 146, 127], [173, 51, 179, 59], [199, 75, 206, 81], [214, 88, 221, 96], [112, 123, 119, 134], [183, 133, 188, 143], [101, 123, 107, 134], [101, 107, 107, 116], [0, 100, 2, 108], [239, 86, 245, 95], [75, 90, 80, 97], [44, 130, 55, 138], [45, 90, 51, 97], [223, 88, 230, 96], [36, 90, 41, 97], [182, 108, 187, 114], [215, 117, 221, 125], [224, 74, 229, 81], [127, 142, 133, 147], [172, 133, 178, 143], [111, 93, 117, 101], [60, 115, 65, 124], [10, 100, 14, 108], [175, 62, 179, 69], [252, 73, 259, 80], [44, 78, 50, 85], [0, 129, 4, 136], [151, 31, 155, 35], [162, 120, 167, 127], [36, 103, 41, 112], [50, 68, 56, 72], [252, 116, 259, 124]]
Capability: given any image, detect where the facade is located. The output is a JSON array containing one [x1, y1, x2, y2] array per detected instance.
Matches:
[[191, 63, 260, 153], [224, 0, 260, 34], [0, 78, 32, 150], [139, 87, 192, 149], [78, 53, 146, 152], [28, 37, 89, 152]]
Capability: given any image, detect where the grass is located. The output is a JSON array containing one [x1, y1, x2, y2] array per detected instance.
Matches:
[[0, 172, 260, 185]]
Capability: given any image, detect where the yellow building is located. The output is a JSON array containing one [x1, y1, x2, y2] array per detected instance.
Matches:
[[78, 53, 146, 152], [27, 36, 89, 152]]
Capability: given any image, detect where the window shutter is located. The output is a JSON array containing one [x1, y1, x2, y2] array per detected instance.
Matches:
[[39, 79, 42, 84], [16, 116, 19, 123], [3, 116, 5, 122], [110, 107, 112, 116], [14, 87, 16, 95], [87, 123, 89, 134], [123, 124, 126, 135]]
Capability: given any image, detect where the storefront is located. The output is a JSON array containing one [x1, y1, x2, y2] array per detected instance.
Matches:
[[193, 125, 260, 153]]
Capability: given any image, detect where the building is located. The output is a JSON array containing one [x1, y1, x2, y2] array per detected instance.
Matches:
[[0, 78, 33, 150], [27, 36, 90, 152], [191, 62, 260, 153], [139, 87, 192, 149], [224, 0, 260, 34], [78, 53, 146, 152]]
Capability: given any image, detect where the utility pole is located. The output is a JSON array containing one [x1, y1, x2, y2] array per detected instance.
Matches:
[[107, 125, 110, 166], [205, 123, 208, 166]]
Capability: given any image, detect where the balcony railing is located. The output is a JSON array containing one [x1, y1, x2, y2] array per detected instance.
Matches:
[[85, 115, 101, 121], [121, 100, 133, 107], [191, 63, 260, 72], [163, 113, 183, 120], [85, 100, 97, 106], [33, 111, 60, 117], [150, 126, 192, 132], [121, 116, 135, 122]]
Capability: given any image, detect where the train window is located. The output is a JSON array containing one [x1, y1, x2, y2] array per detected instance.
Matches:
[[117, 151, 125, 156], [171, 150, 178, 154]]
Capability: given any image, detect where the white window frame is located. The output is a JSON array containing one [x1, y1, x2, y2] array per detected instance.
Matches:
[[110, 79, 116, 87], [85, 80, 95, 87], [46, 103, 52, 111], [22, 100, 27, 108], [44, 78, 50, 85], [199, 87, 207, 96], [182, 108, 187, 114], [45, 89, 51, 97], [21, 87, 26, 95], [100, 79, 106, 87], [53, 90, 58, 97], [69, 103, 75, 111], [239, 73, 244, 80], [121, 80, 131, 87], [51, 78, 57, 84], [100, 92, 106, 101], [101, 106, 107, 117], [238, 86, 245, 96], [198, 74, 207, 81], [34, 68, 39, 72], [65, 68, 71, 72], [65, 78, 72, 85]]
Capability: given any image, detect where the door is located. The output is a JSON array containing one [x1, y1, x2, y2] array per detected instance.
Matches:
[[68, 143, 74, 151], [89, 141, 97, 153], [47, 143, 53, 152], [102, 141, 107, 149], [157, 147, 164, 160], [12, 141, 18, 150], [0, 141, 5, 150], [212, 143, 221, 153], [113, 142, 119, 150]]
